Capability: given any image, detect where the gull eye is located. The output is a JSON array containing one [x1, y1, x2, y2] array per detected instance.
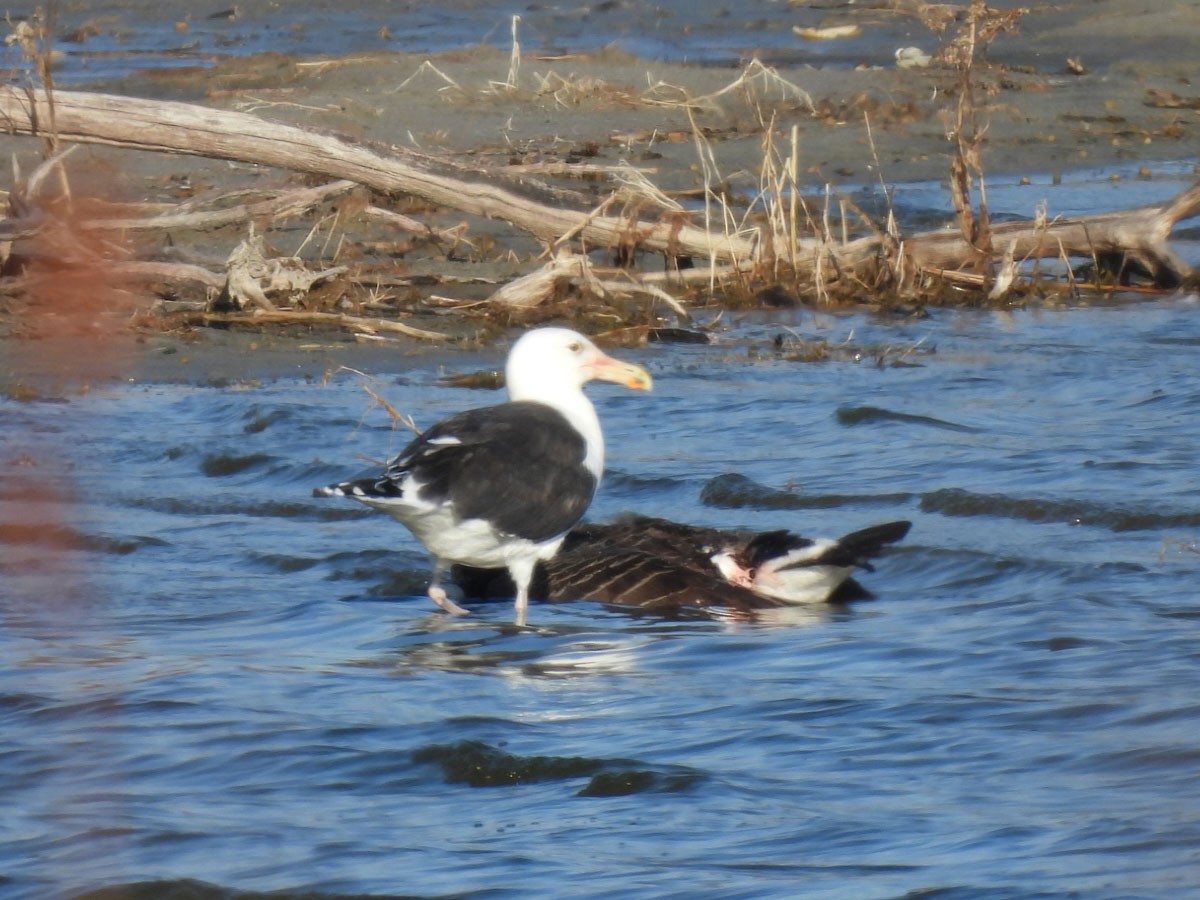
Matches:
[[567, 341, 582, 353]]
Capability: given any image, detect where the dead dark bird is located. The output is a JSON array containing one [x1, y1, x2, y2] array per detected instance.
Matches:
[[453, 514, 911, 617]]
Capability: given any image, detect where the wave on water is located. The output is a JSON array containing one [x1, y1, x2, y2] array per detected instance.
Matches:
[[0, 522, 166, 555], [836, 404, 978, 433], [123, 495, 372, 522], [700, 472, 913, 510], [693, 458, 1200, 536], [921, 487, 1200, 532], [198, 452, 277, 478]]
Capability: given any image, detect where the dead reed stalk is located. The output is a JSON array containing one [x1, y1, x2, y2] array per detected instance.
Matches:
[[6, 8, 59, 153], [928, 0, 1026, 280]]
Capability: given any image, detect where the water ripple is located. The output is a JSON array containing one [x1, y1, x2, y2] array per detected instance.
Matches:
[[836, 404, 978, 432], [122, 495, 371, 522], [921, 486, 1200, 531], [700, 472, 913, 510], [0, 523, 168, 555]]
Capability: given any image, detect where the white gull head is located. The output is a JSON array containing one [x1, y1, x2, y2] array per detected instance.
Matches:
[[504, 327, 652, 481]]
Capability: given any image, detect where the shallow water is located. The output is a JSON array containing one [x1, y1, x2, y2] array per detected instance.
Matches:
[[4, 282, 1200, 898]]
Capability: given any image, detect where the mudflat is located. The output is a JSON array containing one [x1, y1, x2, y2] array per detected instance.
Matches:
[[34, 0, 1197, 183]]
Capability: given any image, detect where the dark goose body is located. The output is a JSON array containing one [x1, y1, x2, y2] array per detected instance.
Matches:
[[453, 514, 911, 615]]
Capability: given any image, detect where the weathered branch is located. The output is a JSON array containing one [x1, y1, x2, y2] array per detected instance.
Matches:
[[902, 182, 1200, 287], [80, 179, 360, 232], [191, 308, 449, 340], [0, 86, 755, 261]]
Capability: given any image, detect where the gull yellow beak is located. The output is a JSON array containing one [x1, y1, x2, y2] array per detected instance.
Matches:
[[586, 352, 653, 391]]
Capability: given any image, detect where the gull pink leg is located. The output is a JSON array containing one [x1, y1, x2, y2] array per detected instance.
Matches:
[[427, 559, 470, 616]]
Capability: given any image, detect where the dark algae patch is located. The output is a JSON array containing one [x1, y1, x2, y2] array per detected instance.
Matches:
[[701, 472, 914, 510], [920, 487, 1200, 532], [199, 453, 275, 477], [413, 740, 702, 795]]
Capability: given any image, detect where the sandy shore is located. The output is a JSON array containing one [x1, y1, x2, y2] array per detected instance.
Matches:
[[1, 0, 1198, 389]]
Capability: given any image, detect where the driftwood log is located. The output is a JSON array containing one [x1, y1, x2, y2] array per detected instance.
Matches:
[[907, 185, 1200, 289], [0, 86, 734, 259], [0, 85, 1196, 306]]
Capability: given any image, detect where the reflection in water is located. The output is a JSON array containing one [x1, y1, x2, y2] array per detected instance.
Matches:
[[348, 612, 659, 679]]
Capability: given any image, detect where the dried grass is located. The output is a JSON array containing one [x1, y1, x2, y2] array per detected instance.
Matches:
[[642, 60, 815, 116], [323, 365, 424, 439], [933, 0, 1028, 284], [531, 71, 639, 108], [393, 60, 464, 94]]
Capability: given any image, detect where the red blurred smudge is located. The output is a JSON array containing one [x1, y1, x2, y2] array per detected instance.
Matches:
[[3, 159, 136, 600]]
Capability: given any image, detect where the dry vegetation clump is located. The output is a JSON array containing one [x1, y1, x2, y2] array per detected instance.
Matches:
[[0, 3, 1197, 345]]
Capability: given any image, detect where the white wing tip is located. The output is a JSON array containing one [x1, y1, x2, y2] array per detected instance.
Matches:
[[313, 482, 355, 498]]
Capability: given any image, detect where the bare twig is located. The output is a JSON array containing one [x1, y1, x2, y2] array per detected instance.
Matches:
[[194, 308, 449, 340]]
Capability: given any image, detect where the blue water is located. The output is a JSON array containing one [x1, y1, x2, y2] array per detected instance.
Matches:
[[4, 294, 1200, 899]]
